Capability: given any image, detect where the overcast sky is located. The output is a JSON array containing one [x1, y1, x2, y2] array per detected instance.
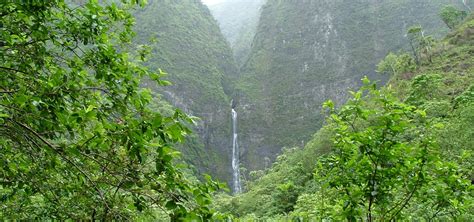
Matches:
[[201, 0, 226, 6]]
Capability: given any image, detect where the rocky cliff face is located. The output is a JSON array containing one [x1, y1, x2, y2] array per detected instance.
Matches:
[[234, 0, 472, 173], [133, 0, 238, 183]]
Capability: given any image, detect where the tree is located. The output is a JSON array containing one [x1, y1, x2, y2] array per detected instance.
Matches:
[[376, 52, 416, 79], [406, 74, 443, 106], [407, 26, 435, 64], [440, 5, 468, 30], [0, 1, 220, 220], [317, 77, 471, 221]]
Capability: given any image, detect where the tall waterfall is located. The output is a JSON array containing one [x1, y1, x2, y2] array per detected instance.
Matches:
[[231, 108, 242, 194]]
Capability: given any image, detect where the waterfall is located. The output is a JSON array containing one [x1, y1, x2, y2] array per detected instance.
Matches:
[[231, 108, 242, 194], [462, 0, 472, 11]]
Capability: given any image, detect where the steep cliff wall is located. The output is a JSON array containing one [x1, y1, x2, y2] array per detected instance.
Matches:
[[236, 0, 472, 173], [133, 0, 239, 183]]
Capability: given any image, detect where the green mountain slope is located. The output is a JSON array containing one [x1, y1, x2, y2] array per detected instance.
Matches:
[[235, 0, 472, 175], [132, 0, 238, 183], [216, 12, 474, 220]]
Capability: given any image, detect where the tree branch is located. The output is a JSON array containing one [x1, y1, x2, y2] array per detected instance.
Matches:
[[0, 90, 17, 94]]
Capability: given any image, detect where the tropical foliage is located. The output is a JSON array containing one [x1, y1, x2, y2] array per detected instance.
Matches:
[[315, 78, 471, 221], [0, 1, 221, 220]]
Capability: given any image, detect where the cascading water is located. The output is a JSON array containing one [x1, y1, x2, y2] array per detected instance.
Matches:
[[231, 108, 242, 194]]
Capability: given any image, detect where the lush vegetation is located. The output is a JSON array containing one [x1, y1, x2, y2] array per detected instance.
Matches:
[[0, 1, 224, 220], [214, 11, 474, 221], [2, 0, 473, 221]]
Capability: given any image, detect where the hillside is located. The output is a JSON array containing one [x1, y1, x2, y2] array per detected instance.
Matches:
[[215, 12, 474, 220], [132, 0, 238, 184], [234, 0, 473, 175]]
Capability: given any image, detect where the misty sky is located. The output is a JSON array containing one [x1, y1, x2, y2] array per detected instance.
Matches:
[[201, 0, 226, 6]]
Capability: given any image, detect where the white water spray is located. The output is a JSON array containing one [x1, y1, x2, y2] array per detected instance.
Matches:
[[231, 108, 242, 194]]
